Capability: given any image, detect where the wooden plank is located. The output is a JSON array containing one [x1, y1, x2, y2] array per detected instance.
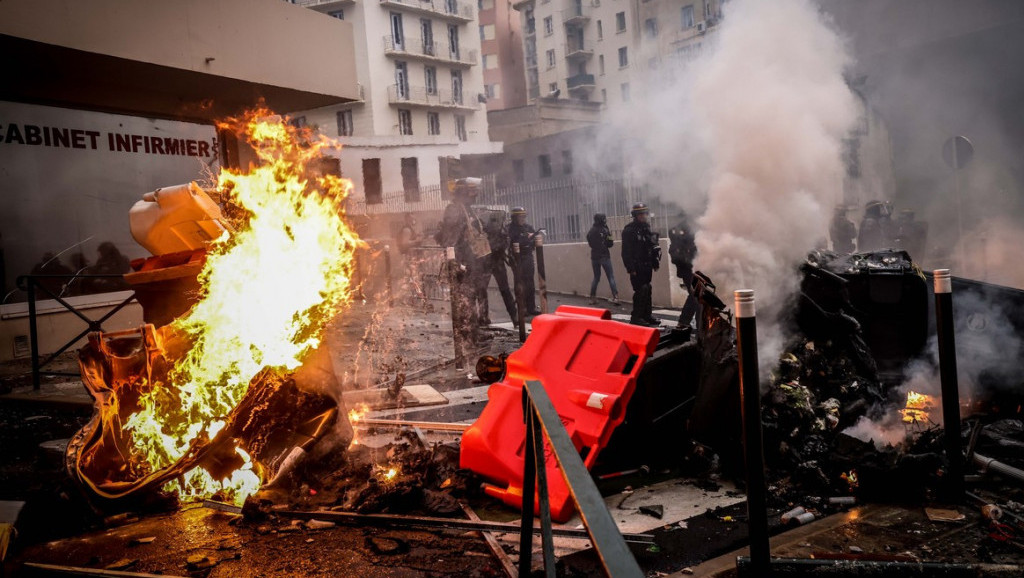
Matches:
[[23, 563, 188, 578], [342, 384, 448, 411]]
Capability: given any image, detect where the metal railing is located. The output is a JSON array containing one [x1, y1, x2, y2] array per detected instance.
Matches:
[[519, 379, 644, 577], [387, 84, 471, 108], [567, 72, 596, 89], [378, 0, 474, 21], [383, 35, 478, 65], [564, 43, 593, 60], [15, 274, 138, 390], [561, 4, 591, 23]]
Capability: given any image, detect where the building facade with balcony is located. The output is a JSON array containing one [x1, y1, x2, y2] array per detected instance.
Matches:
[[478, 0, 528, 110], [290, 0, 502, 208]]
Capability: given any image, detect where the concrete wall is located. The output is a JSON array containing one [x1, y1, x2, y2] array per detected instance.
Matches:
[[0, 292, 143, 363]]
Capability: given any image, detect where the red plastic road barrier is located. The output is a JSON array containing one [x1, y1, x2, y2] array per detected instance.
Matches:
[[460, 305, 659, 522]]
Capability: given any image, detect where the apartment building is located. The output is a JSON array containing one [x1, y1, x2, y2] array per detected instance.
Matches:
[[291, 0, 502, 205], [513, 0, 723, 109], [478, 0, 529, 110]]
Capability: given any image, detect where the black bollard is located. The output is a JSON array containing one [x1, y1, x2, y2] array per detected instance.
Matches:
[[735, 289, 770, 575], [512, 242, 527, 343], [934, 269, 965, 501], [446, 247, 464, 370], [535, 233, 548, 314]]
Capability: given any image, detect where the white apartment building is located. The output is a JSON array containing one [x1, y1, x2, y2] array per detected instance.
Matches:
[[290, 0, 502, 207], [514, 0, 723, 110]]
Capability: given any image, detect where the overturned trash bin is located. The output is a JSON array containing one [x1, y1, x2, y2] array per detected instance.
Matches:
[[460, 305, 658, 522]]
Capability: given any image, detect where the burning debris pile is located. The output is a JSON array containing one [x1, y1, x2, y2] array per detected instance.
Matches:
[[69, 111, 361, 509]]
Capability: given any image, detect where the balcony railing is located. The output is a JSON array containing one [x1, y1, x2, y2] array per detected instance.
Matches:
[[564, 42, 593, 60], [378, 0, 474, 22], [383, 36, 478, 66], [387, 84, 475, 108], [293, 0, 355, 6], [561, 5, 590, 24], [566, 73, 595, 90]]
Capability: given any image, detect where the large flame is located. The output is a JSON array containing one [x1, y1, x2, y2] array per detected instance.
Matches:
[[124, 110, 359, 505], [900, 391, 937, 425]]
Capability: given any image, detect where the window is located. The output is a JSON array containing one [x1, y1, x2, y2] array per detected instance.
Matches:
[[448, 24, 460, 59], [455, 115, 467, 141], [444, 0, 457, 15], [451, 70, 464, 104], [427, 112, 441, 135], [363, 158, 382, 204], [478, 0, 494, 9], [425, 66, 437, 95], [539, 154, 552, 178], [620, 82, 630, 102], [562, 150, 573, 174], [546, 49, 555, 68], [483, 54, 498, 69], [597, 20, 603, 39], [525, 7, 535, 34], [480, 24, 495, 40], [391, 12, 405, 50], [401, 157, 420, 201], [543, 16, 553, 35], [421, 19, 434, 54], [398, 109, 413, 135], [618, 46, 628, 67], [327, 9, 344, 19], [615, 12, 626, 32], [395, 61, 409, 99], [549, 82, 558, 94], [681, 4, 694, 28], [336, 110, 353, 136], [485, 83, 502, 99], [512, 159, 525, 183], [599, 54, 604, 74], [645, 17, 658, 37]]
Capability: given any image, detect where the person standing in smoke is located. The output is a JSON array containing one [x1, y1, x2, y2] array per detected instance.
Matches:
[[586, 213, 619, 305], [668, 214, 698, 329], [895, 209, 928, 263], [396, 212, 425, 305], [622, 202, 662, 327], [481, 210, 518, 324], [437, 178, 491, 345], [829, 206, 857, 253], [857, 200, 894, 252], [508, 207, 542, 317]]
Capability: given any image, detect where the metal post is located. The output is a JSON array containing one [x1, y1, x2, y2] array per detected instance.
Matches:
[[519, 389, 537, 578], [535, 233, 548, 314], [384, 244, 394, 307], [446, 247, 464, 370], [512, 243, 527, 343], [934, 269, 965, 501], [952, 148, 966, 276], [735, 289, 770, 575], [27, 278, 40, 390]]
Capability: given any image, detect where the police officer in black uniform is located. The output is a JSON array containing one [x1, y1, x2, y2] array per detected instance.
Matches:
[[858, 200, 894, 252], [830, 206, 857, 254], [480, 210, 518, 324], [622, 202, 662, 326], [437, 178, 491, 345], [668, 214, 698, 329], [508, 207, 541, 316]]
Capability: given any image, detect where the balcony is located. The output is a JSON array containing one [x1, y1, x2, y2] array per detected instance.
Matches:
[[378, 0, 474, 23], [561, 5, 590, 25], [293, 0, 355, 6], [566, 73, 595, 91], [387, 84, 478, 109], [564, 42, 593, 61], [382, 36, 477, 66]]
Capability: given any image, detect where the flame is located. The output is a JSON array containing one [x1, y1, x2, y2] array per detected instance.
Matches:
[[900, 391, 937, 424], [123, 110, 359, 505], [372, 463, 402, 485], [347, 403, 370, 447]]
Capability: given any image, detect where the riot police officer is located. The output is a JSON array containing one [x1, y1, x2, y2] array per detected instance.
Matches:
[[437, 178, 491, 345], [830, 206, 857, 254], [668, 214, 698, 328], [858, 200, 894, 252], [622, 202, 662, 326], [508, 207, 541, 316]]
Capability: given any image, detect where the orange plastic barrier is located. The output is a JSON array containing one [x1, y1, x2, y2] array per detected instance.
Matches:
[[459, 305, 659, 521]]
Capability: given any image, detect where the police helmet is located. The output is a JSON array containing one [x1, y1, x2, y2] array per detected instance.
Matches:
[[594, 213, 607, 224], [630, 202, 650, 216], [511, 206, 527, 216]]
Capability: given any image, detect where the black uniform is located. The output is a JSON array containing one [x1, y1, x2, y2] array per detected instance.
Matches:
[[895, 213, 928, 262], [481, 212, 517, 323], [508, 221, 539, 315], [830, 211, 857, 254], [858, 202, 894, 252], [622, 219, 661, 325], [668, 221, 698, 328], [437, 199, 491, 344]]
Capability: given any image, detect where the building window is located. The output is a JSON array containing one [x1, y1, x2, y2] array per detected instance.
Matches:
[[427, 112, 441, 135], [546, 49, 555, 68], [645, 17, 658, 37], [512, 159, 525, 182], [421, 19, 435, 54], [483, 54, 498, 69], [363, 158, 382, 204], [543, 16, 553, 35], [398, 109, 413, 135], [448, 24, 460, 59], [478, 0, 494, 9], [485, 83, 501, 99], [327, 9, 344, 19], [620, 82, 630, 102], [455, 115, 467, 141], [539, 154, 552, 178], [599, 54, 604, 74], [549, 82, 558, 94], [336, 110, 353, 136], [395, 61, 409, 99], [525, 7, 535, 34], [444, 0, 457, 15], [618, 46, 628, 68], [597, 20, 603, 39], [425, 66, 437, 95], [615, 11, 626, 32], [451, 70, 464, 104], [391, 11, 405, 50], [401, 157, 420, 201], [681, 4, 694, 28], [562, 150, 573, 175], [480, 24, 495, 40]]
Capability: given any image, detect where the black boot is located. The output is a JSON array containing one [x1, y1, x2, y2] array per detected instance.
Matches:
[[643, 285, 661, 326], [630, 289, 645, 325]]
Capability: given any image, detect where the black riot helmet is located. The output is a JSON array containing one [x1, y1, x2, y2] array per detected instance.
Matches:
[[594, 213, 607, 225]]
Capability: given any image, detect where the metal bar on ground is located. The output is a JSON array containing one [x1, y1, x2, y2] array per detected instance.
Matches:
[[462, 502, 517, 578], [355, 418, 470, 432], [523, 380, 644, 578], [736, 557, 988, 577], [22, 563, 189, 578], [530, 407, 556, 578], [734, 289, 770, 575], [276, 510, 654, 543], [934, 269, 965, 502]]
